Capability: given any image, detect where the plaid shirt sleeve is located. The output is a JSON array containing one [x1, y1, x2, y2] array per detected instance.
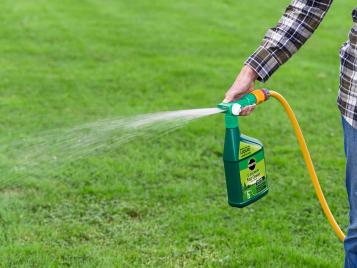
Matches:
[[245, 0, 333, 82]]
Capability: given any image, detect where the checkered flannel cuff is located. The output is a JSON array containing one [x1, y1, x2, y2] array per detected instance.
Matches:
[[245, 46, 281, 83]]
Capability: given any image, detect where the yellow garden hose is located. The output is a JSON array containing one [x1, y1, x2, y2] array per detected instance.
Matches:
[[269, 90, 345, 241]]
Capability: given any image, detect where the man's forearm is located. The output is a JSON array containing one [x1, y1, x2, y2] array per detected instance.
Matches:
[[245, 0, 333, 82]]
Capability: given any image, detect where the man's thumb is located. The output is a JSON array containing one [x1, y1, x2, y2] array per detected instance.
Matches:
[[223, 92, 234, 103]]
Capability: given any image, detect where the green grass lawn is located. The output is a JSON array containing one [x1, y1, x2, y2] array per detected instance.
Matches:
[[0, 0, 355, 267]]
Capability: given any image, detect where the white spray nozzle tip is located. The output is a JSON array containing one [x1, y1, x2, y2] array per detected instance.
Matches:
[[231, 104, 242, 116]]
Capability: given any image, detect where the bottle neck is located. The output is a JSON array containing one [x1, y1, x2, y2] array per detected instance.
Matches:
[[225, 114, 238, 129]]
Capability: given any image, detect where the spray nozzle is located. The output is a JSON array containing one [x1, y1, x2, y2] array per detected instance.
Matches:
[[217, 89, 270, 128], [217, 89, 270, 116]]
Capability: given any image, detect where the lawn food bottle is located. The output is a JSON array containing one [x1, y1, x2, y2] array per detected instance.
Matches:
[[223, 115, 268, 207]]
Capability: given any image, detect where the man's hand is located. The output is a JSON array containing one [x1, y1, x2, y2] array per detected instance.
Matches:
[[223, 65, 258, 116]]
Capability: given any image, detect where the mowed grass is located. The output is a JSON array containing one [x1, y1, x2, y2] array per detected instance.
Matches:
[[0, 0, 355, 267]]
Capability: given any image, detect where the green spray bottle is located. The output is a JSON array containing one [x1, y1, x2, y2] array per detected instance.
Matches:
[[217, 89, 270, 207]]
